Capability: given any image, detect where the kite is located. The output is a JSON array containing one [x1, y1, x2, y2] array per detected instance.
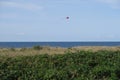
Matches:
[[66, 16, 69, 19]]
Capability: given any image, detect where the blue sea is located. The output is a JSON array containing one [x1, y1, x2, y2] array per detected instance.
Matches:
[[0, 42, 120, 48]]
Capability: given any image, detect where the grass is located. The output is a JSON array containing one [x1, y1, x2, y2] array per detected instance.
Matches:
[[0, 46, 120, 57], [0, 46, 120, 80]]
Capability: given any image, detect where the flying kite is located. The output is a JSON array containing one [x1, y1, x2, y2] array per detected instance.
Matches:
[[66, 16, 69, 19]]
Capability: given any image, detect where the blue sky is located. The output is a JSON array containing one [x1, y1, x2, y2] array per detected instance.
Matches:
[[0, 0, 120, 41]]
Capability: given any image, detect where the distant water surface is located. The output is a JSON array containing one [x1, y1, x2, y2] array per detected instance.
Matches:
[[0, 42, 120, 48]]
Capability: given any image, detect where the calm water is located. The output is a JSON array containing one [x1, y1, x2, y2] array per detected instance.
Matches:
[[0, 42, 120, 48]]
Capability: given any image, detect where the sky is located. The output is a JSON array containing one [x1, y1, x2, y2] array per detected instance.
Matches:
[[0, 0, 120, 42]]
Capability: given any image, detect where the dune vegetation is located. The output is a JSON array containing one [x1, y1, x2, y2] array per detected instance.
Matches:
[[0, 46, 120, 57], [0, 46, 120, 80]]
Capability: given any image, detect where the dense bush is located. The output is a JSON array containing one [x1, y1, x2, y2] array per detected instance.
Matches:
[[9, 48, 16, 51], [0, 50, 120, 80], [32, 45, 43, 50]]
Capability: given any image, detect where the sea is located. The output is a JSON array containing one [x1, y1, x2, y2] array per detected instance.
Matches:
[[0, 42, 120, 48]]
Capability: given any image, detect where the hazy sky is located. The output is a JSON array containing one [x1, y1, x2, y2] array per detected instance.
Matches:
[[0, 0, 120, 41]]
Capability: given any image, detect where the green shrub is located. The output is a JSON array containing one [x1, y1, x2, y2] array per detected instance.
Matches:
[[10, 48, 16, 51], [32, 45, 43, 50], [0, 50, 120, 80]]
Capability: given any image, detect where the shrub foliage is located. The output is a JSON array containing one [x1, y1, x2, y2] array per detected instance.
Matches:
[[32, 45, 43, 50], [0, 50, 120, 80]]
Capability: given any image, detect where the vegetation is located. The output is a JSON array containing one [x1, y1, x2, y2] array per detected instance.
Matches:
[[0, 50, 120, 80], [32, 45, 43, 50], [10, 48, 16, 51]]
